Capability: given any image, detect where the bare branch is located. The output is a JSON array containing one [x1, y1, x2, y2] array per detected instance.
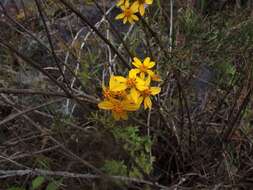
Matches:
[[0, 169, 174, 190], [57, 0, 130, 69], [0, 98, 64, 127]]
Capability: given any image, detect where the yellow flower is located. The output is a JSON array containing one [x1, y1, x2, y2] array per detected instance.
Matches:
[[102, 84, 113, 99], [116, 0, 125, 7], [137, 77, 161, 110], [115, 0, 139, 24], [133, 0, 153, 16], [98, 98, 139, 120], [132, 57, 155, 79], [109, 70, 145, 91], [102, 84, 127, 100], [109, 70, 147, 103]]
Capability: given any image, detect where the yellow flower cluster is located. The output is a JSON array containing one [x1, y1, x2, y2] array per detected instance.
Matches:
[[115, 0, 153, 24], [98, 57, 162, 120]]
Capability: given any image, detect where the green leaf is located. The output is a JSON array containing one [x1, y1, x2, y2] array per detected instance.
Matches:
[[32, 176, 45, 190], [102, 160, 127, 176], [46, 180, 62, 190]]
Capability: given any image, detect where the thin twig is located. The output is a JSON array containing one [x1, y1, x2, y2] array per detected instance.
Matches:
[[169, 0, 174, 53], [0, 88, 99, 104], [0, 146, 60, 164], [147, 109, 152, 166], [0, 169, 174, 189], [0, 98, 64, 127], [94, 0, 134, 59], [0, 88, 69, 97], [34, 0, 71, 90], [57, 0, 130, 69]]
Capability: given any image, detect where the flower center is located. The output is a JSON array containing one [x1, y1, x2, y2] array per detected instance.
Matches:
[[139, 64, 147, 72], [103, 89, 111, 99], [126, 78, 136, 88], [138, 0, 145, 4], [113, 104, 124, 114], [142, 89, 151, 97], [124, 9, 132, 17], [114, 91, 126, 99]]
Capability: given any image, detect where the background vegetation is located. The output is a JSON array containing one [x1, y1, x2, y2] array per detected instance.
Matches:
[[1, 0, 253, 189]]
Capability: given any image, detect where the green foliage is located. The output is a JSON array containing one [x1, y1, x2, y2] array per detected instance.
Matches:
[[51, 114, 75, 130], [112, 126, 152, 154], [45, 180, 62, 190], [79, 59, 89, 85], [35, 156, 51, 170], [179, 7, 201, 37], [102, 160, 128, 176], [91, 111, 116, 128], [102, 126, 153, 178], [7, 177, 61, 190], [215, 61, 236, 87], [241, 108, 253, 139], [32, 176, 45, 190]]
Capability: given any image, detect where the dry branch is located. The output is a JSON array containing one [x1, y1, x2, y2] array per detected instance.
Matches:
[[0, 168, 174, 190]]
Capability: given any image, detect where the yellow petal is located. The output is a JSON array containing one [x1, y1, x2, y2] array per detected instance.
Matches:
[[113, 76, 127, 82], [143, 57, 150, 65], [130, 88, 140, 103], [109, 76, 127, 91], [137, 96, 144, 105], [136, 77, 147, 91], [147, 61, 155, 68], [128, 17, 134, 24], [123, 100, 139, 111], [146, 69, 155, 76], [139, 4, 145, 16], [125, 0, 129, 7], [109, 75, 116, 86], [116, 0, 124, 6], [150, 87, 161, 95], [146, 0, 153, 4], [136, 85, 147, 91], [129, 69, 140, 78], [132, 1, 139, 7], [144, 97, 152, 110], [131, 14, 139, 21], [144, 57, 155, 68], [132, 57, 142, 68], [120, 5, 126, 11], [98, 101, 113, 110], [144, 76, 151, 86], [111, 84, 127, 91], [131, 1, 139, 12], [115, 13, 125, 20], [121, 17, 126, 24], [140, 72, 145, 79]]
